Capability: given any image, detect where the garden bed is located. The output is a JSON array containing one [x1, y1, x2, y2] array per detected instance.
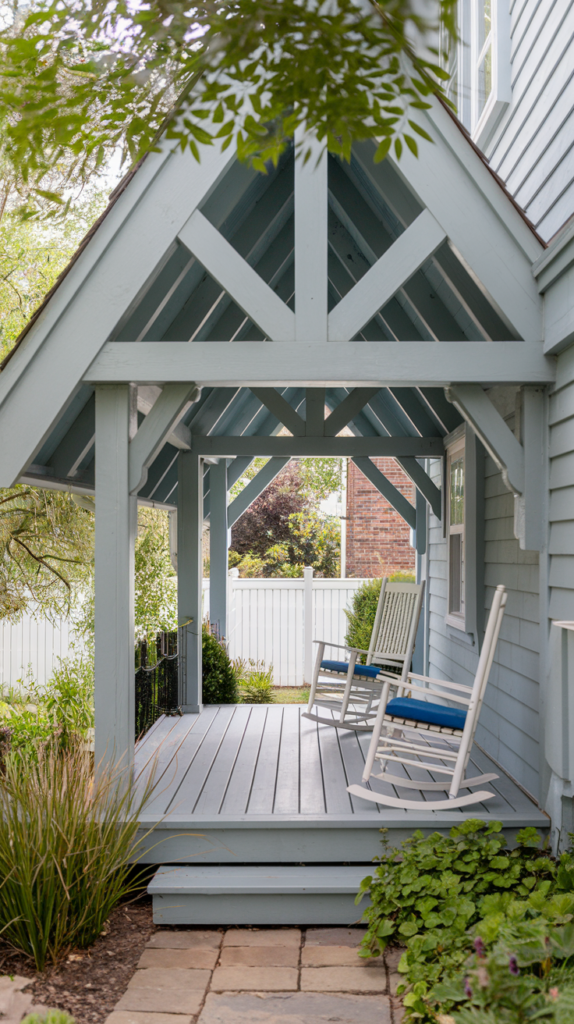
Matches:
[[0, 901, 155, 1024]]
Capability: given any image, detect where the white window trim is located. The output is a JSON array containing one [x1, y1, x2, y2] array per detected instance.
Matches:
[[446, 432, 466, 631], [470, 0, 512, 150]]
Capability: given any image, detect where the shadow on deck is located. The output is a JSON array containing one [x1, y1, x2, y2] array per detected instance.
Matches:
[[134, 704, 549, 865]]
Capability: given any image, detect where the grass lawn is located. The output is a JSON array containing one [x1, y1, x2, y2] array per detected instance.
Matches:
[[272, 687, 310, 703]]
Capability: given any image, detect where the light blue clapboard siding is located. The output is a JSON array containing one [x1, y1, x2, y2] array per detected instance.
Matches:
[[486, 0, 574, 240], [548, 348, 574, 625], [427, 433, 541, 798]]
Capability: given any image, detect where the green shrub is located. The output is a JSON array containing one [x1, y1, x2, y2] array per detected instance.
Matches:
[[235, 659, 275, 704], [202, 624, 238, 704], [43, 655, 94, 745], [344, 578, 382, 657], [356, 821, 574, 1021], [0, 740, 155, 970], [344, 572, 416, 660]]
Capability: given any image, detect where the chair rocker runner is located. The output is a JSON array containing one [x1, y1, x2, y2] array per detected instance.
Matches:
[[347, 584, 508, 811], [304, 579, 425, 731]]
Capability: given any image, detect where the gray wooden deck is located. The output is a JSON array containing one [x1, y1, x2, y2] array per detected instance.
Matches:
[[134, 704, 548, 864]]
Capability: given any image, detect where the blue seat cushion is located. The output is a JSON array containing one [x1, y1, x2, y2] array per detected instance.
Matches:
[[385, 697, 467, 731], [320, 659, 382, 679]]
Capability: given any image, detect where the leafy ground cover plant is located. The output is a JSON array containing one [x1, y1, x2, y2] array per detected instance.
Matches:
[[356, 821, 574, 1022], [0, 739, 155, 971]]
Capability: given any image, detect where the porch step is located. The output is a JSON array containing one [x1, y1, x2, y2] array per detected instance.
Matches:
[[148, 864, 373, 926]]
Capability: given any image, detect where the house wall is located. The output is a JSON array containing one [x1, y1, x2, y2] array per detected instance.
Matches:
[[427, 404, 541, 799], [485, 0, 574, 242], [346, 458, 415, 578], [545, 342, 574, 819]]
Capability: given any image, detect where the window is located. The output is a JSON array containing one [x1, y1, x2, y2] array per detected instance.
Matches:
[[440, 0, 511, 150], [446, 435, 466, 628]]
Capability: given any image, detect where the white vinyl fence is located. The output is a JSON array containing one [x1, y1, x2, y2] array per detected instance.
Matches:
[[0, 574, 367, 690], [0, 613, 79, 690], [210, 570, 366, 686]]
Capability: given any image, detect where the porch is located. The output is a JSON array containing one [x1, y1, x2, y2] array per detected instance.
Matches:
[[135, 704, 548, 859]]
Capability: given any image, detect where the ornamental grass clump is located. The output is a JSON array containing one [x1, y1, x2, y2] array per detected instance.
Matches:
[[0, 740, 155, 971]]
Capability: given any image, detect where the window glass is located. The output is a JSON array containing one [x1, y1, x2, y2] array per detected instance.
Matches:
[[447, 441, 465, 625], [478, 45, 492, 115], [477, 0, 491, 53], [449, 455, 465, 526]]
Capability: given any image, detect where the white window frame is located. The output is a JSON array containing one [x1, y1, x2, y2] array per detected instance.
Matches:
[[470, 0, 511, 148], [445, 0, 511, 148], [446, 433, 466, 631]]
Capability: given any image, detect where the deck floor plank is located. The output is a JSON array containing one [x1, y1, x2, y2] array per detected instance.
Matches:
[[135, 707, 547, 837], [142, 705, 222, 817], [247, 706, 283, 814], [165, 705, 236, 815], [194, 706, 254, 815], [274, 705, 302, 814], [316, 718, 354, 815], [220, 705, 269, 815], [300, 713, 327, 815]]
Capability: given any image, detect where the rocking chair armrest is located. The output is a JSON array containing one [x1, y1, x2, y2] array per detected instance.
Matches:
[[313, 640, 372, 657], [407, 672, 473, 695], [390, 679, 471, 706]]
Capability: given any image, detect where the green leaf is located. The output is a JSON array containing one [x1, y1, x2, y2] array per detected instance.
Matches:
[[374, 138, 391, 163]]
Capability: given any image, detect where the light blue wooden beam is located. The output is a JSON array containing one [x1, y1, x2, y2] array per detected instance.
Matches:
[[209, 459, 229, 639], [191, 436, 443, 457], [250, 388, 306, 436], [50, 393, 95, 478], [129, 384, 198, 494], [415, 486, 427, 555], [305, 389, 326, 436], [352, 456, 416, 529], [228, 457, 291, 528], [324, 388, 381, 437], [178, 452, 203, 712], [85, 342, 554, 387], [446, 384, 525, 494], [94, 385, 136, 773]]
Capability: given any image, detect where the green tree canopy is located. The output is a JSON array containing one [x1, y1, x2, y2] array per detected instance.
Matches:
[[0, 0, 456, 191]]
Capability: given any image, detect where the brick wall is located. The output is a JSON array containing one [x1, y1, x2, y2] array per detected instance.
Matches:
[[346, 458, 416, 577]]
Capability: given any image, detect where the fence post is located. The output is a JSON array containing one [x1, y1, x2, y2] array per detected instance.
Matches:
[[303, 566, 314, 685]]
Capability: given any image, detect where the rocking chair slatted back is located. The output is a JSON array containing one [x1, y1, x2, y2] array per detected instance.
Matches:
[[369, 583, 424, 669]]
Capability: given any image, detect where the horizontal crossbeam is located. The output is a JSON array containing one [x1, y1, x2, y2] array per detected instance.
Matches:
[[85, 342, 555, 387], [191, 436, 443, 457]]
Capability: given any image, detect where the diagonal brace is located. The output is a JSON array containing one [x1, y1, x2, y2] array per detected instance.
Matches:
[[129, 384, 199, 494], [446, 384, 524, 493], [250, 388, 306, 436], [178, 210, 296, 342], [228, 457, 291, 527], [325, 388, 381, 436], [352, 456, 416, 529]]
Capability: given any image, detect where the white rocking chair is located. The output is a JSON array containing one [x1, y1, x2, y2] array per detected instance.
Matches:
[[303, 579, 425, 731], [347, 584, 507, 811]]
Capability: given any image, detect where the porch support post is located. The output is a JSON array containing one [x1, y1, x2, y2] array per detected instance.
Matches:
[[178, 451, 203, 712], [94, 384, 137, 771], [208, 459, 229, 639], [415, 485, 427, 555]]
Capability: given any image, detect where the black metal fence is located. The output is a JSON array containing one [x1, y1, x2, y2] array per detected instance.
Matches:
[[135, 630, 180, 739]]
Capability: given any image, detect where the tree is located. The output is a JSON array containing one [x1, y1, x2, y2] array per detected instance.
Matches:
[[0, 0, 456, 190], [231, 463, 305, 558], [0, 487, 94, 621], [229, 461, 341, 577], [0, 185, 107, 362]]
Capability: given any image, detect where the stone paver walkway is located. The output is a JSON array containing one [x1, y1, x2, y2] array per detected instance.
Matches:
[[105, 927, 404, 1024]]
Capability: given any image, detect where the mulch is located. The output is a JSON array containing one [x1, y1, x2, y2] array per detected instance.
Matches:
[[0, 899, 155, 1024]]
